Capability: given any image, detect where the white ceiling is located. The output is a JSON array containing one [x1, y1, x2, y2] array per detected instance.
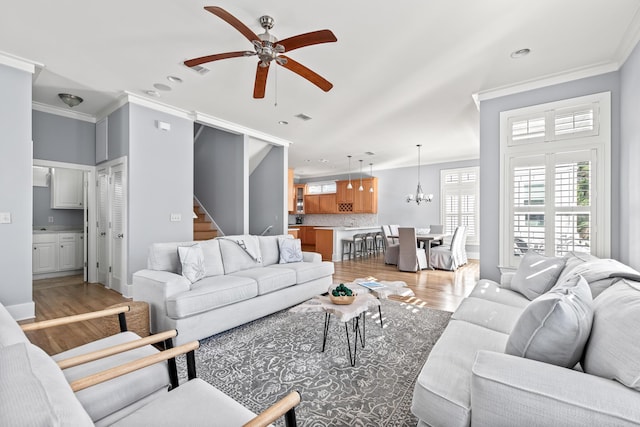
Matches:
[[3, 1, 640, 178]]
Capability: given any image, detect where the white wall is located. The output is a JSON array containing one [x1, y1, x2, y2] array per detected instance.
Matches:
[[620, 41, 640, 271], [0, 64, 34, 318]]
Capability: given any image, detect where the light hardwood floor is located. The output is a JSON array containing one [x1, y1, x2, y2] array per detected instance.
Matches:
[[21, 254, 479, 355]]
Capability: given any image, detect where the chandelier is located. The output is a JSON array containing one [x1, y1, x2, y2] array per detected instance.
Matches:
[[406, 144, 433, 204]]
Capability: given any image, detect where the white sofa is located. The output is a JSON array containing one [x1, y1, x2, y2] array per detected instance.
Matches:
[[411, 252, 640, 426], [133, 234, 334, 345]]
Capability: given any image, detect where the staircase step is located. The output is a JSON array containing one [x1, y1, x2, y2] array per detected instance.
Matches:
[[194, 222, 213, 231], [194, 230, 218, 241]]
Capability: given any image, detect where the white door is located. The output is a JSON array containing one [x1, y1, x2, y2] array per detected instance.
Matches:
[[109, 163, 127, 294], [97, 169, 110, 287]]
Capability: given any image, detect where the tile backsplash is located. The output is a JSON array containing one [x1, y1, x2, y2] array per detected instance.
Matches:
[[289, 214, 378, 227]]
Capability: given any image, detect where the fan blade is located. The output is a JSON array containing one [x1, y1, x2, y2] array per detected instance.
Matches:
[[184, 51, 253, 67], [254, 62, 270, 99], [278, 55, 333, 92], [204, 6, 260, 42], [278, 30, 337, 52]]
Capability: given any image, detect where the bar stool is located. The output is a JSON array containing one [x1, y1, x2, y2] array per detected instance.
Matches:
[[342, 234, 366, 260]]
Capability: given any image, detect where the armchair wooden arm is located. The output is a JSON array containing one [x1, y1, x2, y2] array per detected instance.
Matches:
[[243, 390, 301, 427], [20, 305, 130, 332], [70, 340, 199, 392]]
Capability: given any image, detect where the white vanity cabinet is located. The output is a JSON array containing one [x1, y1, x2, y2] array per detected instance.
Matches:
[[33, 234, 58, 274], [58, 233, 78, 271], [51, 168, 84, 209]]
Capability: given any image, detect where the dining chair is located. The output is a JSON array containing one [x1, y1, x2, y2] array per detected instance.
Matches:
[[429, 224, 445, 247], [430, 226, 467, 270], [397, 227, 428, 272]]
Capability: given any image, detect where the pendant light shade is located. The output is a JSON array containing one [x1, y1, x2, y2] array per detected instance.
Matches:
[[369, 163, 374, 192], [406, 144, 433, 204], [358, 160, 364, 191], [347, 155, 353, 190]]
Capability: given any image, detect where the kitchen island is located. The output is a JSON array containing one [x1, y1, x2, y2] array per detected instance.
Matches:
[[313, 226, 382, 262]]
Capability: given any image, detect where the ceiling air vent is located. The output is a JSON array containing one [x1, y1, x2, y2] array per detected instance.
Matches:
[[295, 113, 312, 121]]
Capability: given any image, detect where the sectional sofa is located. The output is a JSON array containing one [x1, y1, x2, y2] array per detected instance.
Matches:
[[133, 234, 334, 345], [412, 252, 640, 426]]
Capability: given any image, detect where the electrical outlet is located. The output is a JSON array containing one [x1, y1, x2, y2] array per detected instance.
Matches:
[[0, 212, 11, 224], [170, 213, 182, 222], [48, 216, 54, 223]]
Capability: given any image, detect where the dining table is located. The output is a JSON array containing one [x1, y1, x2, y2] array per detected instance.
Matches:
[[388, 233, 447, 269]]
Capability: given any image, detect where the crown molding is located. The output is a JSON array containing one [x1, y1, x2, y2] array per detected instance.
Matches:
[[194, 112, 292, 147], [474, 61, 620, 102], [122, 91, 194, 121], [615, 6, 640, 66], [0, 51, 41, 74], [32, 101, 97, 123]]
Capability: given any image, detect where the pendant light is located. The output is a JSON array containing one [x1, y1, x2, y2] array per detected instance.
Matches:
[[347, 155, 353, 190], [369, 163, 374, 192], [358, 160, 364, 191], [406, 144, 433, 204]]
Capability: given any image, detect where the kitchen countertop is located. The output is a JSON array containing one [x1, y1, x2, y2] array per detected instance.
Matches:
[[33, 226, 83, 234], [313, 226, 381, 231]]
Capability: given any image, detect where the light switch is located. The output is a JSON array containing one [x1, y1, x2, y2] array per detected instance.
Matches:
[[0, 212, 11, 224], [170, 213, 182, 222], [48, 216, 54, 223]]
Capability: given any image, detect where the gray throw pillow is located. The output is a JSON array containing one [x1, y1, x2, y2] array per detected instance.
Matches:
[[582, 279, 640, 391], [177, 243, 206, 283], [505, 275, 593, 368], [278, 237, 303, 264], [511, 251, 566, 300]]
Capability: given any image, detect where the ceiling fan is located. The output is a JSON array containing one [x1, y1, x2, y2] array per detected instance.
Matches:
[[184, 6, 337, 98]]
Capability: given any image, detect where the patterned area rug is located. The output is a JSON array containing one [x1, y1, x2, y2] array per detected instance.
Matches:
[[177, 299, 451, 426]]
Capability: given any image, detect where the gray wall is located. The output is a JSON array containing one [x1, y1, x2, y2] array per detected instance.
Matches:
[[0, 64, 33, 314], [106, 104, 129, 162], [127, 104, 194, 283], [33, 186, 83, 227], [249, 145, 285, 235], [479, 72, 622, 281], [620, 41, 640, 271], [33, 110, 95, 165], [194, 126, 245, 235]]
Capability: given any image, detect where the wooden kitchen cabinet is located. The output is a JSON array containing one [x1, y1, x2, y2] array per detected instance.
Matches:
[[336, 180, 355, 203], [304, 195, 320, 214], [298, 226, 316, 247], [293, 184, 306, 214], [319, 194, 337, 213], [354, 178, 378, 213]]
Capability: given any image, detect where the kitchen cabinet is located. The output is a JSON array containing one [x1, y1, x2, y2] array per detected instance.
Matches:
[[287, 228, 299, 239], [354, 178, 378, 213], [336, 180, 355, 203], [287, 168, 294, 213], [58, 233, 81, 271], [293, 184, 306, 214], [298, 226, 316, 246], [305, 194, 337, 214], [51, 168, 84, 209], [304, 195, 320, 214], [315, 229, 334, 261], [33, 234, 58, 274]]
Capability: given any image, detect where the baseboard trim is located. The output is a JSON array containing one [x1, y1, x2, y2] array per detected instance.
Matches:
[[33, 270, 83, 280], [6, 301, 35, 321]]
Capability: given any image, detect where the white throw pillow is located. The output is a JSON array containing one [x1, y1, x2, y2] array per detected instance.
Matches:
[[505, 275, 593, 368], [278, 237, 303, 264], [511, 251, 566, 300], [178, 244, 206, 283], [582, 279, 640, 391]]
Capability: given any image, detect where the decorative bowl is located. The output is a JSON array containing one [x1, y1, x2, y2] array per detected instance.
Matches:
[[329, 294, 356, 305]]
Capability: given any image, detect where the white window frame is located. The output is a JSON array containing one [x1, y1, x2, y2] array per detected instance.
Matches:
[[440, 166, 480, 245], [305, 181, 337, 194], [499, 92, 611, 270]]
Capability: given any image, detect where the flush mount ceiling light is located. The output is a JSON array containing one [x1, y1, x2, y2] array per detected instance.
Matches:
[[154, 83, 172, 91], [58, 93, 83, 108], [167, 75, 183, 83], [510, 48, 531, 59], [144, 90, 161, 97], [406, 144, 433, 205], [278, 120, 288, 125]]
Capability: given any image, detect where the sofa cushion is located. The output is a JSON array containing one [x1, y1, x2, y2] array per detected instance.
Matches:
[[411, 320, 509, 427], [556, 252, 599, 284], [505, 276, 593, 368], [278, 237, 303, 263], [218, 235, 263, 274], [111, 379, 257, 426], [511, 251, 566, 300], [583, 279, 640, 391], [147, 241, 194, 273], [166, 275, 258, 319], [178, 244, 206, 284], [451, 297, 525, 334], [258, 235, 281, 266], [468, 280, 530, 309], [0, 342, 93, 426], [557, 256, 640, 298], [271, 261, 335, 284], [199, 239, 225, 277], [230, 267, 296, 296], [0, 302, 29, 348], [51, 331, 170, 423]]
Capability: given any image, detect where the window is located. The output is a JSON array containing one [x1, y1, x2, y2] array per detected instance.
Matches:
[[441, 167, 479, 245], [500, 92, 611, 269], [305, 181, 336, 194]]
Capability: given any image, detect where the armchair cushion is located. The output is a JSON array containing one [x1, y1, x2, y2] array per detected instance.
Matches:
[[506, 276, 593, 368], [511, 251, 566, 300]]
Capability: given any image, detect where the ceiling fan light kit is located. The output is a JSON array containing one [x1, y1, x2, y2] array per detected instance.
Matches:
[[184, 6, 337, 98]]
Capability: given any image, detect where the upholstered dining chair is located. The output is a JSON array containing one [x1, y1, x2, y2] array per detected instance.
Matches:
[[381, 226, 399, 264], [428, 224, 445, 247], [397, 227, 428, 272], [430, 226, 467, 271]]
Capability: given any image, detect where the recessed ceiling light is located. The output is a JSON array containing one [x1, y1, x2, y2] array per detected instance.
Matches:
[[319, 159, 329, 163], [365, 151, 376, 156], [278, 120, 289, 125], [167, 76, 183, 83], [295, 113, 312, 121], [510, 48, 531, 59], [144, 90, 161, 97], [153, 83, 172, 91]]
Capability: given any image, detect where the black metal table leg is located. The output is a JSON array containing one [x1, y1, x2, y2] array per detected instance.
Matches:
[[378, 304, 383, 328], [322, 312, 331, 352]]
